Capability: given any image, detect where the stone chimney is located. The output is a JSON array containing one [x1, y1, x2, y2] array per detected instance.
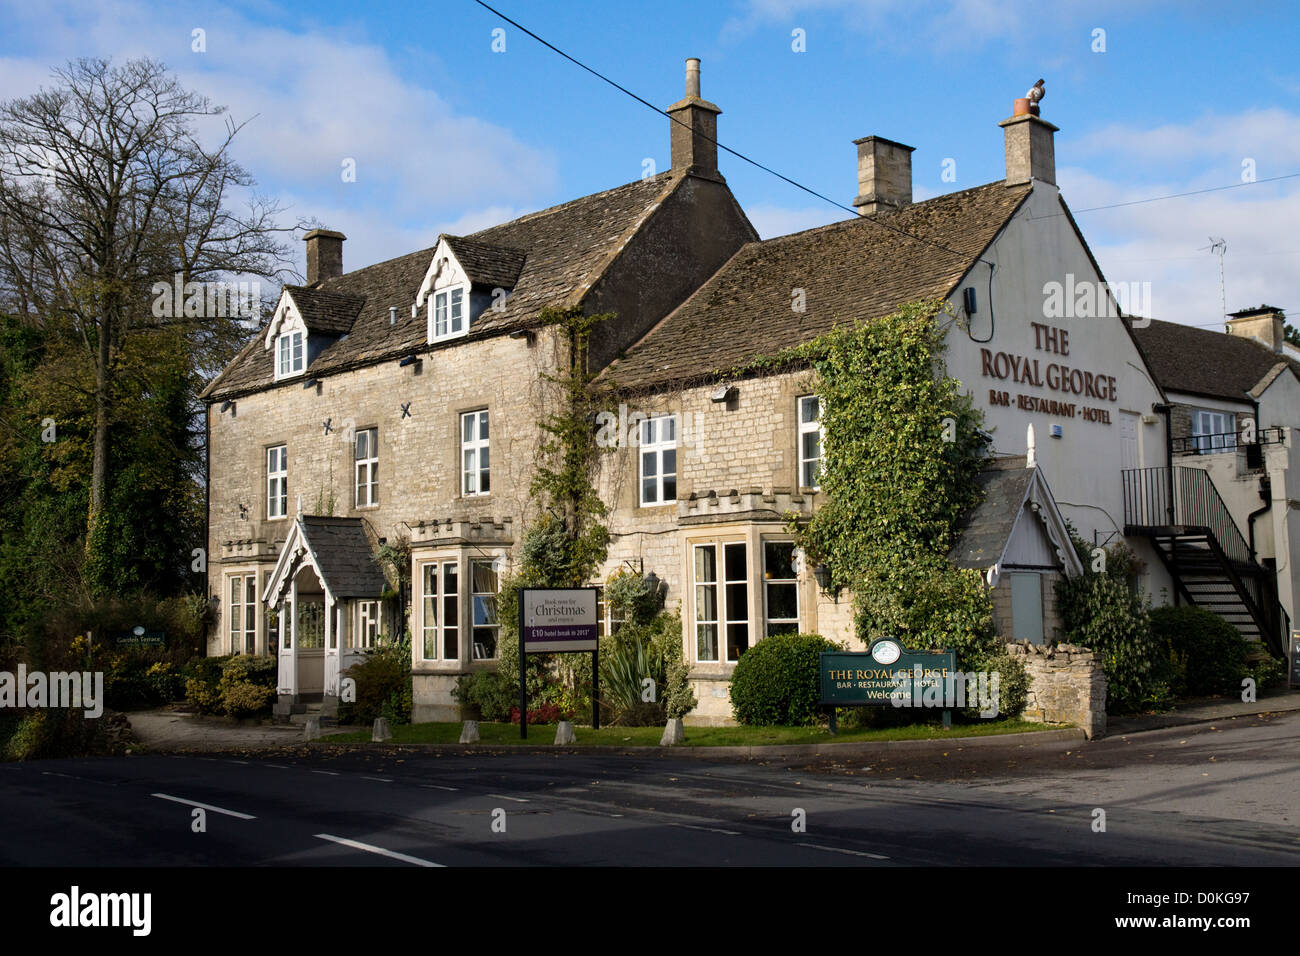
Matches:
[[997, 99, 1058, 186], [304, 229, 346, 284], [851, 136, 914, 216], [667, 58, 722, 180], [1227, 305, 1286, 353]]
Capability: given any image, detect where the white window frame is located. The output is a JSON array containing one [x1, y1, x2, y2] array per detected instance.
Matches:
[[798, 395, 823, 489], [354, 427, 378, 508], [470, 559, 501, 660], [639, 414, 678, 507], [419, 560, 461, 662], [228, 573, 257, 655], [275, 329, 305, 379], [357, 600, 381, 649], [461, 410, 490, 497], [762, 540, 801, 637], [267, 445, 288, 519], [692, 541, 750, 663], [429, 284, 468, 341], [1193, 410, 1235, 454]]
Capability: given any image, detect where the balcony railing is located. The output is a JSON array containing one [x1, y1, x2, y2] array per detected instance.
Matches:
[[1172, 425, 1286, 458]]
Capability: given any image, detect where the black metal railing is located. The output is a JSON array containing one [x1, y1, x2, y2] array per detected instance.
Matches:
[[1122, 466, 1251, 565], [1171, 426, 1286, 456]]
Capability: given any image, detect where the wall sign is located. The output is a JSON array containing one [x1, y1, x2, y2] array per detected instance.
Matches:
[[980, 321, 1116, 425], [819, 640, 957, 732]]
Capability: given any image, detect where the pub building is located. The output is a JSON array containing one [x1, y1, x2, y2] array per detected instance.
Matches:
[[202, 61, 1294, 724]]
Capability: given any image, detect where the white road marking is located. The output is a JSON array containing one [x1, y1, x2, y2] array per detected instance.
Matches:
[[488, 793, 530, 803], [41, 771, 75, 779], [420, 784, 459, 792], [224, 760, 250, 766], [311, 770, 339, 776], [361, 776, 393, 783], [151, 793, 256, 820], [796, 842, 889, 860], [314, 833, 443, 867], [671, 823, 740, 836], [264, 763, 292, 770]]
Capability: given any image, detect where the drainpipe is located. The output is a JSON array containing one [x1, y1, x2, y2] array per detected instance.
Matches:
[[1248, 475, 1272, 563], [1153, 403, 1175, 524]]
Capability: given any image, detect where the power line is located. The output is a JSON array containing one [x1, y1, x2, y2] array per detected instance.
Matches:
[[471, 0, 990, 267]]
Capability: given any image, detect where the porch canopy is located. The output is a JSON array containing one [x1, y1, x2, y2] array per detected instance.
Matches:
[[265, 515, 387, 699]]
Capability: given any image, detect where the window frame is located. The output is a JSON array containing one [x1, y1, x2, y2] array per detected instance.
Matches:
[[419, 559, 461, 663], [692, 540, 750, 664], [357, 599, 381, 649], [470, 559, 501, 661], [798, 394, 823, 490], [429, 284, 468, 342], [762, 539, 801, 638], [639, 414, 679, 507], [460, 410, 490, 497], [227, 573, 257, 655], [354, 427, 378, 508], [267, 445, 288, 520], [275, 329, 305, 380], [1192, 409, 1235, 454]]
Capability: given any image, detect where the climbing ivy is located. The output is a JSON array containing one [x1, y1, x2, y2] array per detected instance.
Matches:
[[787, 300, 996, 664]]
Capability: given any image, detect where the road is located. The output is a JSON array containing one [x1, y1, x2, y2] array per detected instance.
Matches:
[[1, 710, 1297, 866]]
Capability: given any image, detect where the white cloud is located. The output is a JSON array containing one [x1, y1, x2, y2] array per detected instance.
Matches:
[[0, 0, 557, 273]]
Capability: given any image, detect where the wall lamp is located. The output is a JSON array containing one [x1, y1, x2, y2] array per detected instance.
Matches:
[[398, 355, 420, 368], [303, 378, 321, 390], [219, 399, 236, 415], [508, 328, 535, 345], [711, 384, 736, 403]]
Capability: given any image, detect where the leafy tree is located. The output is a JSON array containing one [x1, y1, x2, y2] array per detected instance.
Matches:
[[0, 57, 293, 594]]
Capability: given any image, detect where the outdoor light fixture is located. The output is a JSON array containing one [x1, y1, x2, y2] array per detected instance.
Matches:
[[398, 355, 420, 368], [219, 399, 235, 414], [303, 378, 320, 390], [508, 328, 534, 344], [711, 384, 736, 403], [813, 563, 834, 592]]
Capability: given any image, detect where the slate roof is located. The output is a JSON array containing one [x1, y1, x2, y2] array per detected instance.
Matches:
[[202, 170, 685, 400], [284, 286, 365, 335], [602, 180, 1033, 390], [298, 516, 387, 599], [948, 458, 1034, 570], [442, 235, 527, 290], [1128, 318, 1300, 403]]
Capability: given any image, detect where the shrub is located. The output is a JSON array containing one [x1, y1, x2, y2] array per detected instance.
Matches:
[[1056, 539, 1160, 714], [338, 638, 412, 725], [1149, 605, 1250, 697], [452, 669, 514, 722], [965, 649, 1030, 719], [184, 655, 230, 715], [2, 708, 112, 761], [730, 632, 843, 726], [216, 655, 277, 718]]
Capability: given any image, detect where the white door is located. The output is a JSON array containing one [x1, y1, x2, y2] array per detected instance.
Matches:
[[277, 585, 296, 696], [324, 599, 341, 699], [1120, 411, 1140, 470]]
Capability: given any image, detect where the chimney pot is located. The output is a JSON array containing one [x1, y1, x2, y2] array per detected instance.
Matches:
[[667, 57, 722, 180], [851, 136, 914, 216], [304, 229, 346, 284]]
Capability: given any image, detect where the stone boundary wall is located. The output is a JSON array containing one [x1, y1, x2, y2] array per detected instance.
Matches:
[[1005, 641, 1107, 739]]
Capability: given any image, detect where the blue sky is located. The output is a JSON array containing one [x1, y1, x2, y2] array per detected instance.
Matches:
[[2, 0, 1298, 326]]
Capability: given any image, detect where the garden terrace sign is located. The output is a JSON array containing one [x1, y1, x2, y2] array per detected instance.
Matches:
[[518, 587, 599, 738], [820, 640, 957, 732]]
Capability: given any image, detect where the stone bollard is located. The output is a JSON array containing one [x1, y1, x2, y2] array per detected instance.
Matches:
[[372, 717, 392, 743], [304, 716, 321, 741], [554, 720, 576, 745], [659, 717, 685, 746], [459, 720, 480, 744]]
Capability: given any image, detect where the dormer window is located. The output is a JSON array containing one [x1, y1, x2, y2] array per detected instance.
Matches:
[[276, 330, 305, 379], [430, 285, 467, 341]]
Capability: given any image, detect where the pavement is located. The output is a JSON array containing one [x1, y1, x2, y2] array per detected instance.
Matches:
[[118, 688, 1300, 760]]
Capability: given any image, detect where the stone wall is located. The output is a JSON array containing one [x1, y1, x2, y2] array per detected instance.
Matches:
[[1005, 640, 1106, 738]]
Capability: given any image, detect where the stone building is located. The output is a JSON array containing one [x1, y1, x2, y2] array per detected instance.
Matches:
[[201, 63, 1291, 725]]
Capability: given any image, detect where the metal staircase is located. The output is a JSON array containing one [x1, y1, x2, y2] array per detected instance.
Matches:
[[1122, 466, 1287, 657]]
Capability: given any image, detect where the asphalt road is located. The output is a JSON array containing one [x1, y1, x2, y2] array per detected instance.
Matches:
[[1, 710, 1298, 867]]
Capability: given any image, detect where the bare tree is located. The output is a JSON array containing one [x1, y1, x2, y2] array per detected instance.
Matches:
[[0, 57, 294, 575]]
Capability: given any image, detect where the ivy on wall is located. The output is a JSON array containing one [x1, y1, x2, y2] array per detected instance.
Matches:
[[776, 300, 998, 665]]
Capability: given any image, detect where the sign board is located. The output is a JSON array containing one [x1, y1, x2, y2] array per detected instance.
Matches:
[[113, 627, 166, 647], [1291, 631, 1300, 688], [820, 640, 957, 707], [520, 588, 598, 653]]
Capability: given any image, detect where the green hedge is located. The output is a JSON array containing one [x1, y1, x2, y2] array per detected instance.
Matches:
[[184, 654, 277, 718], [730, 632, 843, 726], [338, 639, 412, 725], [1149, 605, 1249, 697]]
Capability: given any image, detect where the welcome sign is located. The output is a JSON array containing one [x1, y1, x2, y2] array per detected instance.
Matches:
[[820, 641, 957, 706]]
